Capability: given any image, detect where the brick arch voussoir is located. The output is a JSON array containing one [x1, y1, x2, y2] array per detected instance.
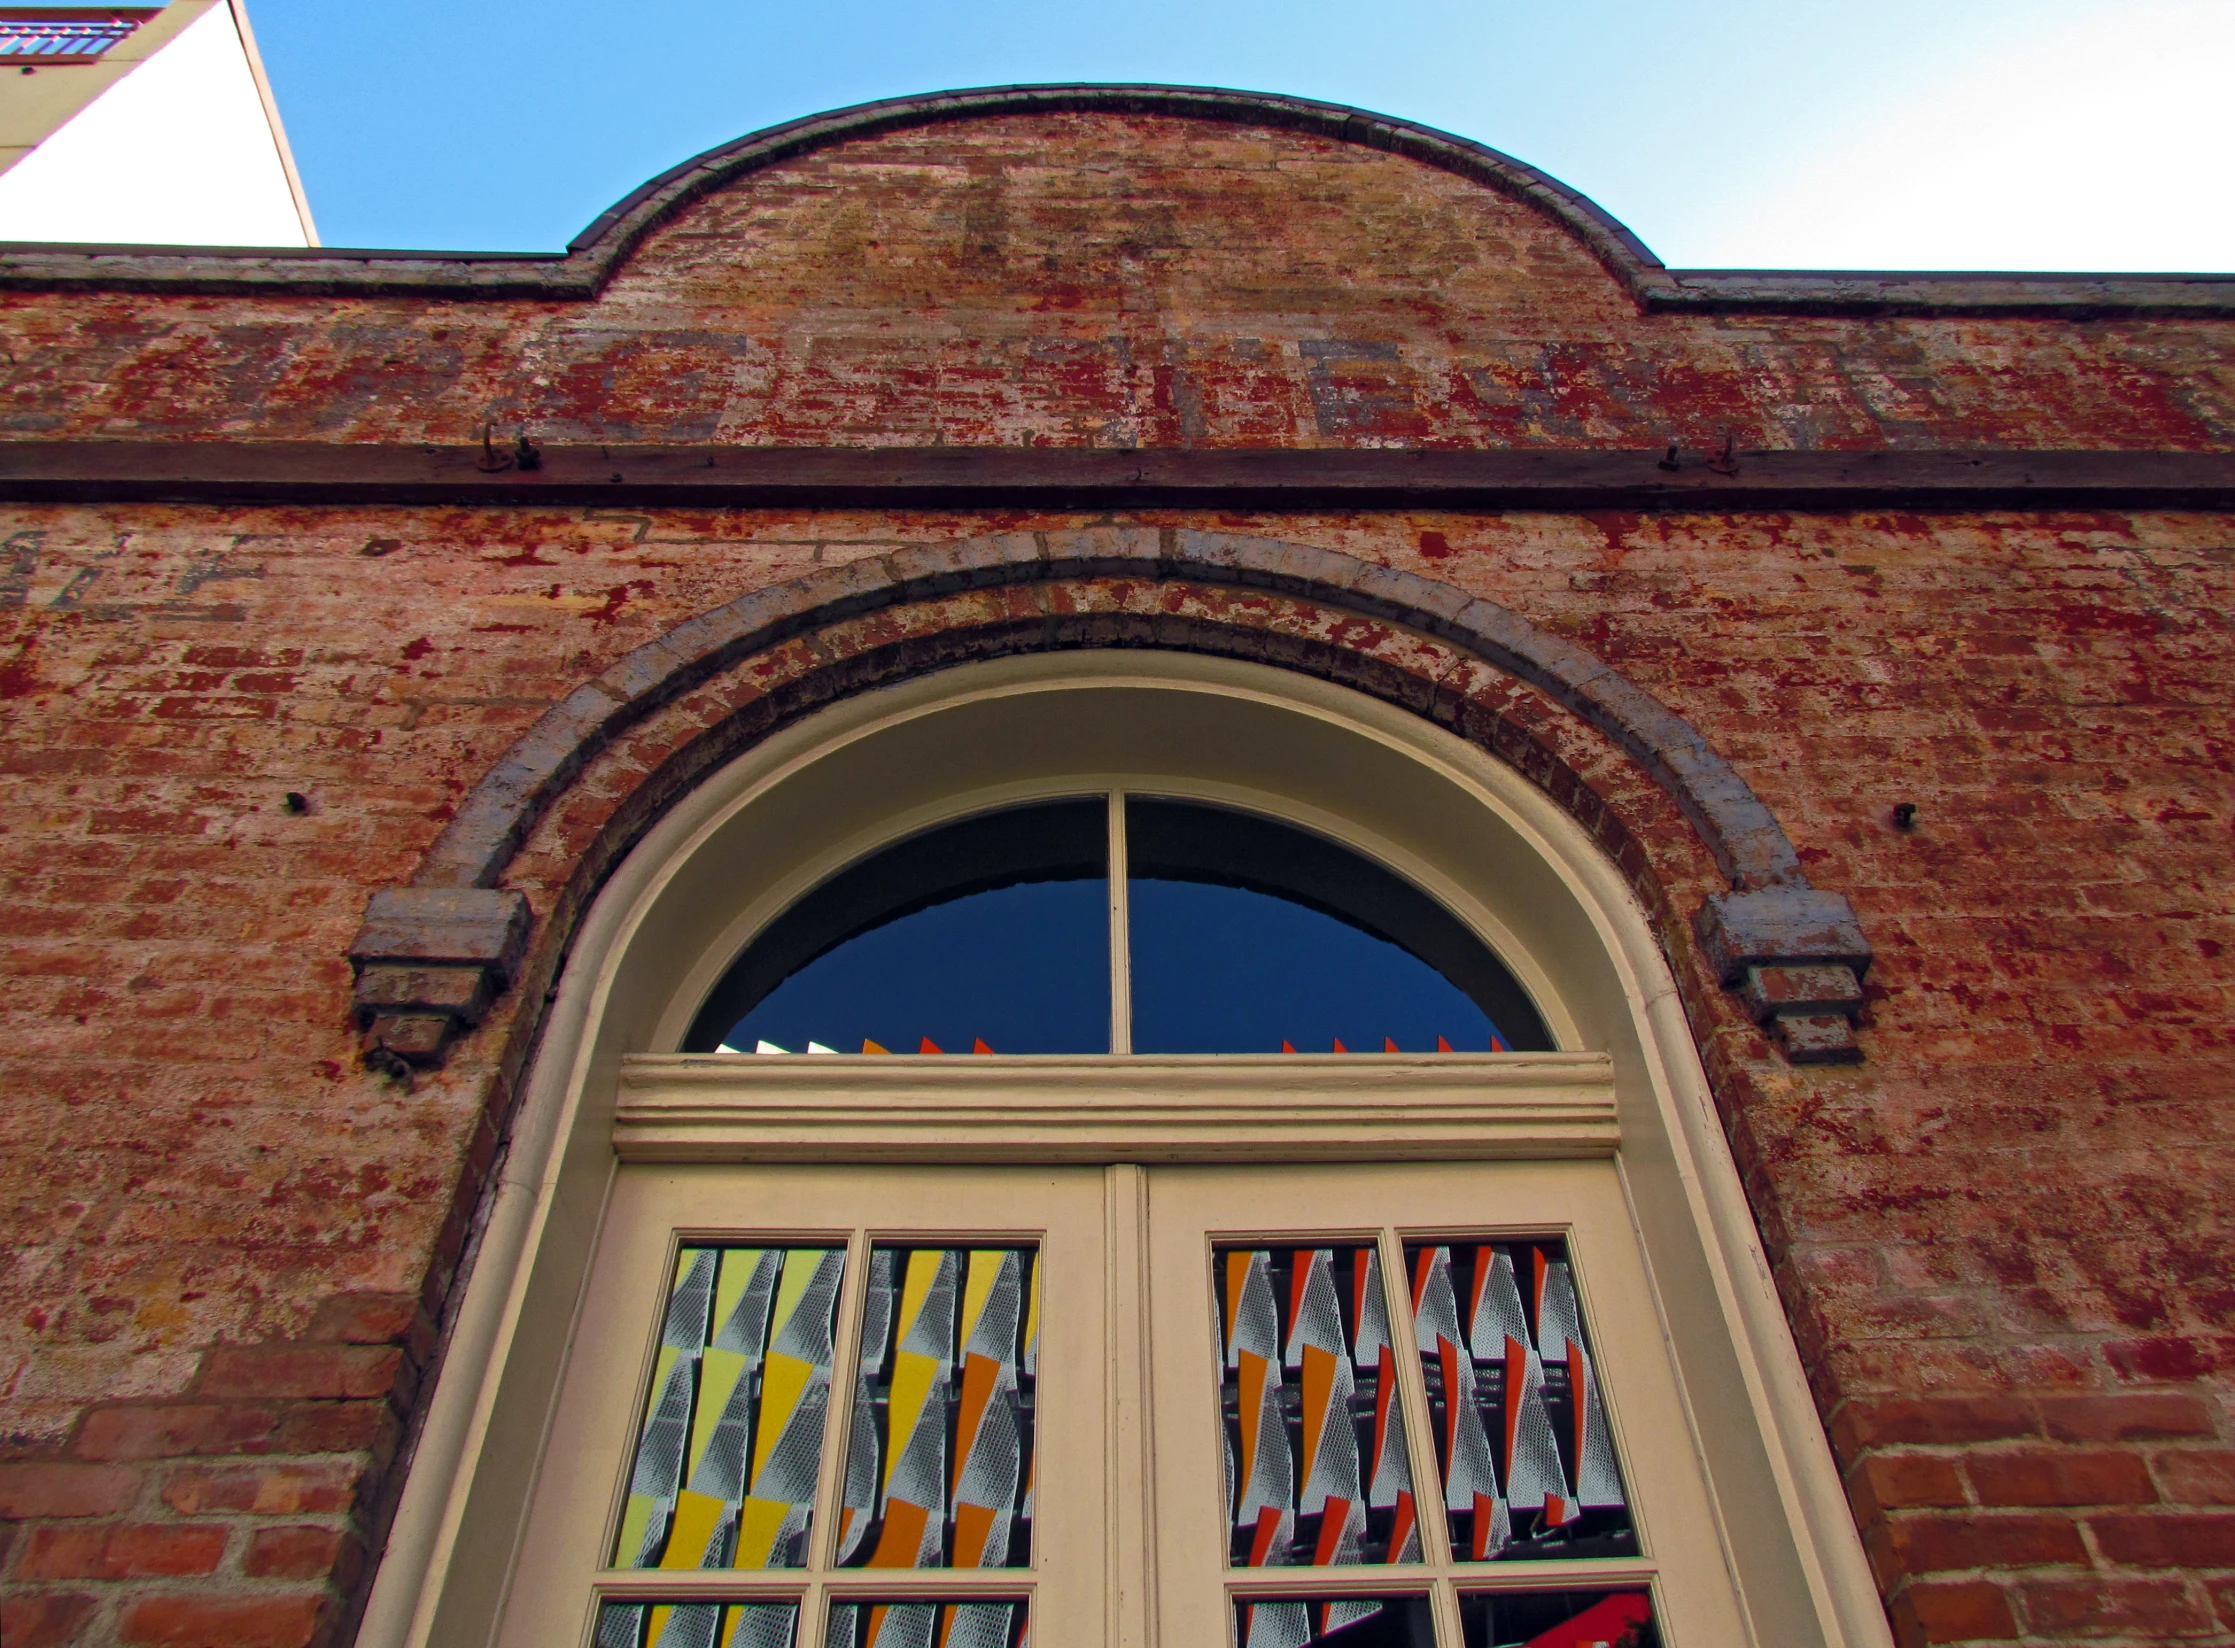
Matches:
[[345, 528, 1872, 1074]]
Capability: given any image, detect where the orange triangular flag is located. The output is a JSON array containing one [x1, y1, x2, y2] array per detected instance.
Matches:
[[972, 1038, 993, 1054], [1280, 1040, 1297, 1054], [1332, 1038, 1348, 1053], [862, 1038, 889, 1054], [1437, 1036, 1453, 1053], [1490, 1034, 1508, 1053], [919, 1037, 943, 1054], [1383, 1037, 1400, 1053]]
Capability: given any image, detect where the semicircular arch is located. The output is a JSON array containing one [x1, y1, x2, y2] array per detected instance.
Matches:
[[348, 529, 1871, 1079]]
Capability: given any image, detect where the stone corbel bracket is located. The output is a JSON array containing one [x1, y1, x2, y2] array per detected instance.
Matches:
[[349, 888, 534, 1071], [1695, 886, 1872, 1064]]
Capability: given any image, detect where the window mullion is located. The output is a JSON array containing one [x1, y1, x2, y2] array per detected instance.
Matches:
[[1376, 1226, 1457, 1571], [803, 1227, 872, 1575], [1107, 789, 1133, 1056], [1430, 1577, 1466, 1647], [1105, 1163, 1155, 1648]]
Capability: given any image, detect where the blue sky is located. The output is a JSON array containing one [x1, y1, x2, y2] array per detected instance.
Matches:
[[244, 0, 2230, 270]]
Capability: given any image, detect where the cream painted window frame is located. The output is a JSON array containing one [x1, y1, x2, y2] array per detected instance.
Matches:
[[497, 1164, 1113, 1648], [356, 653, 1894, 1648], [1146, 1160, 1744, 1646]]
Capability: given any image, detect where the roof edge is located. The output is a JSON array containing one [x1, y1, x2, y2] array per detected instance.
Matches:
[[0, 83, 2230, 314]]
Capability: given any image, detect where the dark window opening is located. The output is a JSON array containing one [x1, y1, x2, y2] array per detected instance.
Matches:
[[685, 796, 1552, 1057], [1127, 799, 1551, 1055], [683, 800, 1109, 1055]]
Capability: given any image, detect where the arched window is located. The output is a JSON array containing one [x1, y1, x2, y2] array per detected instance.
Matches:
[[364, 657, 1888, 1648], [686, 798, 1552, 1058]]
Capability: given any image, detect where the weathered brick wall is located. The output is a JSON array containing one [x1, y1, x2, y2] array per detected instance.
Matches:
[[4, 115, 2231, 452], [0, 111, 2231, 1648]]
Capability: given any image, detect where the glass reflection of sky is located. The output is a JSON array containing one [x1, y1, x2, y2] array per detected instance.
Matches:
[[1130, 879, 1499, 1054], [723, 879, 1110, 1055], [719, 861, 1511, 1056]]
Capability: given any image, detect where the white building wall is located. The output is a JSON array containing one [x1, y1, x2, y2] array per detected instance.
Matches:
[[0, 0, 316, 247]]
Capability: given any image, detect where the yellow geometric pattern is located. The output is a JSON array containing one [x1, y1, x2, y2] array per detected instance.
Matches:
[[614, 1245, 844, 1571], [593, 1599, 798, 1648], [837, 1244, 1039, 1570]]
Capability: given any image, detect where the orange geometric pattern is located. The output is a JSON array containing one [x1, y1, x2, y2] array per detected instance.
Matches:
[[1215, 1244, 1419, 1581], [837, 1244, 1039, 1570], [1405, 1240, 1631, 1563]]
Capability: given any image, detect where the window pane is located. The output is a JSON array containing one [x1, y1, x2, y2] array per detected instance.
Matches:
[[837, 1245, 1040, 1570], [614, 1246, 844, 1571], [1233, 1595, 1436, 1648], [1214, 1244, 1419, 1569], [687, 802, 1109, 1055], [594, 1601, 800, 1648], [1126, 800, 1551, 1055], [1456, 1588, 1657, 1647], [1402, 1241, 1635, 1563], [822, 1599, 1028, 1648]]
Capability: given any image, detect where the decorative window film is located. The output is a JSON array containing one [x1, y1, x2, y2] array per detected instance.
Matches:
[[1404, 1241, 1632, 1563], [1228, 1587, 1660, 1648], [823, 1598, 1030, 1648], [616, 1246, 846, 1571], [1215, 1245, 1419, 1569], [838, 1245, 1041, 1570], [594, 1600, 801, 1648], [1456, 1587, 1656, 1647], [1234, 1594, 1436, 1648]]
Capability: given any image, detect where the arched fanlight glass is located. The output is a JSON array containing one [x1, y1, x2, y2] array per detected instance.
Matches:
[[684, 797, 1553, 1055]]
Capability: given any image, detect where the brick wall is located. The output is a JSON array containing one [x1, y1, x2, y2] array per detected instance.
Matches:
[[1, 109, 2231, 1647], [3, 114, 2230, 453]]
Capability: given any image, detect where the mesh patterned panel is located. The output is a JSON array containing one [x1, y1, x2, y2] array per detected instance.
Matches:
[[1232, 1594, 1436, 1648], [822, 1598, 1029, 1648], [1215, 1245, 1420, 1568], [615, 1246, 846, 1570], [837, 1245, 1040, 1569], [1402, 1241, 1633, 1563], [593, 1600, 800, 1648]]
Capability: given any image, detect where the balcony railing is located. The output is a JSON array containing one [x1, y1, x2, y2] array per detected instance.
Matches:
[[0, 7, 157, 66]]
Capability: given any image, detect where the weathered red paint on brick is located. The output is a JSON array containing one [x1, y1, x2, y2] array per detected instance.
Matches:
[[1967, 1449, 2161, 1509], [0, 1592, 100, 1648], [69, 1404, 282, 1462], [1849, 1453, 1971, 1521], [1877, 1511, 2090, 1579], [244, 1525, 360, 1586], [195, 1344, 401, 1402], [0, 1463, 138, 1519], [159, 1461, 364, 1517], [0, 106, 2230, 1648], [1889, 1579, 2021, 1646], [2040, 1392, 2219, 1444], [2089, 1512, 2235, 1568], [15, 1522, 227, 1580], [2014, 1576, 2219, 1639], [2158, 1451, 2235, 1506], [117, 1593, 327, 1648]]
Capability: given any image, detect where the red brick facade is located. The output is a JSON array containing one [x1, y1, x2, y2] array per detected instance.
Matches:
[[1, 96, 2231, 1647]]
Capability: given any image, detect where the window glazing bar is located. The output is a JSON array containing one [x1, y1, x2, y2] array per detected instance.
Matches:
[[1107, 790, 1132, 1056]]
